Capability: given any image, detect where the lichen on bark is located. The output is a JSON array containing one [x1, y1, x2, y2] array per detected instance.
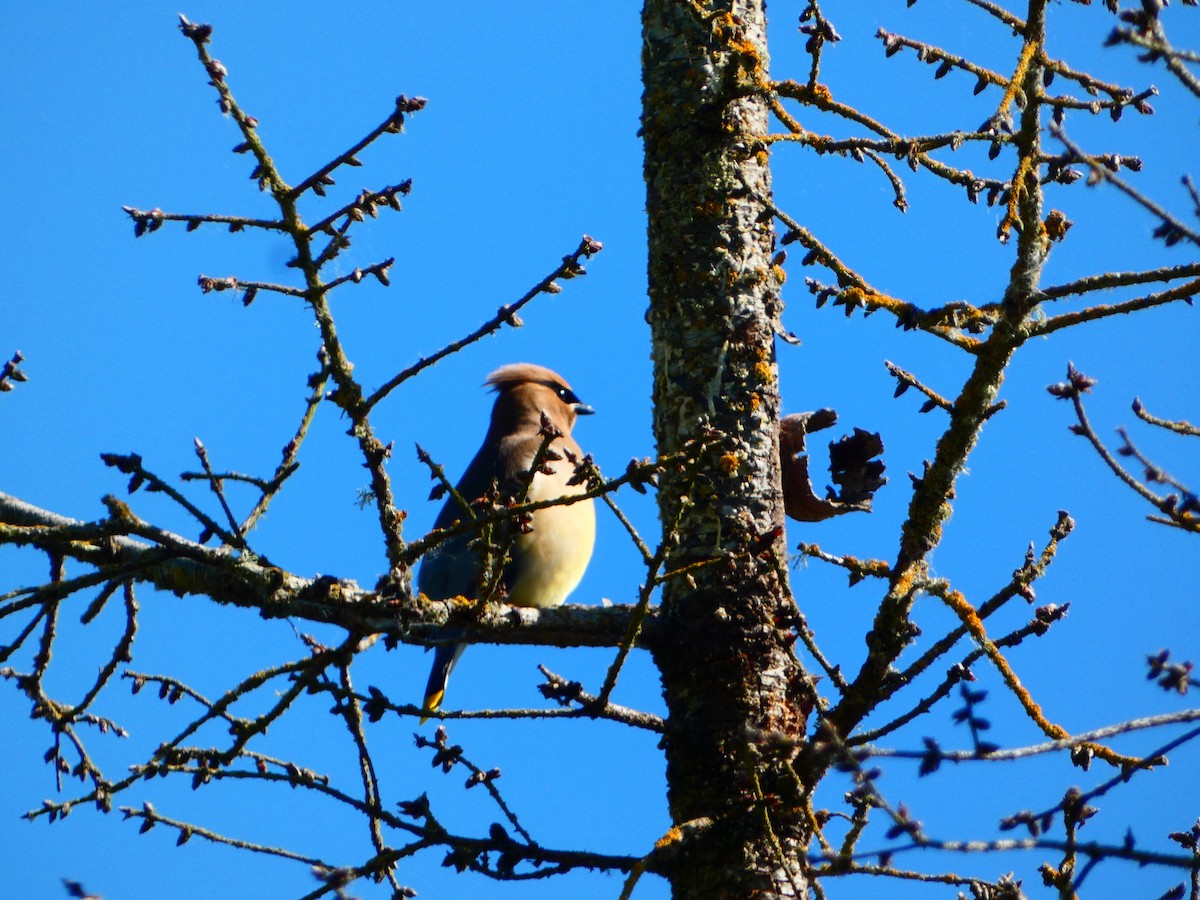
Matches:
[[642, 1, 812, 895]]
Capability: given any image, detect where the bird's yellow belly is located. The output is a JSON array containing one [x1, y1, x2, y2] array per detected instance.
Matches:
[[506, 499, 596, 608]]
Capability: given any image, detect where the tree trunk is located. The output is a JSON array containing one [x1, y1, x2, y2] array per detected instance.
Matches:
[[642, 1, 812, 895]]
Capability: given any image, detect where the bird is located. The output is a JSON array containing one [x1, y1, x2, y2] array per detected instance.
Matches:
[[419, 363, 596, 720]]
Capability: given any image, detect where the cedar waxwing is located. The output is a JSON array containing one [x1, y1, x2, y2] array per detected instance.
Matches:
[[420, 363, 596, 720]]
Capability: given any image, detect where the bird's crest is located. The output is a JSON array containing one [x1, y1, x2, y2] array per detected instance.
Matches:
[[485, 363, 573, 394]]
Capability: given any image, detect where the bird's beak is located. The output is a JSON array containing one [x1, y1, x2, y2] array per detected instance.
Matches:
[[574, 403, 596, 416]]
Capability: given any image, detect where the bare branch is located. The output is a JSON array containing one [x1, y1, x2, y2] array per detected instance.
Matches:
[[363, 235, 604, 412]]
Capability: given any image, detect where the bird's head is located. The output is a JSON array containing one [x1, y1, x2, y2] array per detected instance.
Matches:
[[485, 363, 594, 433]]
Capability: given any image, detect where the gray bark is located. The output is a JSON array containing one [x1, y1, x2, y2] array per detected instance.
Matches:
[[643, 1, 812, 895]]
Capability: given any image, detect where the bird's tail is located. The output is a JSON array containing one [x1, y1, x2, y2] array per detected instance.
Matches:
[[421, 641, 465, 725]]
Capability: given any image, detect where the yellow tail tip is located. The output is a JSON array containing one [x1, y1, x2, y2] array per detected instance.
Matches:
[[420, 689, 445, 725]]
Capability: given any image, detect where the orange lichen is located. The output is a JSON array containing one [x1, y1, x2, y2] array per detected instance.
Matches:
[[656, 825, 685, 849], [999, 154, 1036, 240], [842, 286, 866, 306], [719, 452, 741, 475], [937, 585, 1147, 769], [890, 565, 921, 601], [996, 40, 1038, 120], [1043, 209, 1073, 242]]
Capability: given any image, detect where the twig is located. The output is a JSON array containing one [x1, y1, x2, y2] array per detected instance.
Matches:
[[0, 351, 28, 393], [1032, 278, 1199, 337], [1041, 263, 1200, 300], [363, 235, 603, 412], [1051, 122, 1200, 248], [239, 353, 327, 534], [864, 709, 1200, 764], [333, 663, 401, 894], [884, 361, 953, 415], [539, 667, 666, 732], [930, 582, 1151, 770], [192, 439, 245, 546], [1051, 366, 1200, 533], [1133, 398, 1200, 437]]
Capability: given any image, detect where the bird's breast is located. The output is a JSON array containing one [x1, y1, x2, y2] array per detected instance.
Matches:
[[505, 470, 595, 609]]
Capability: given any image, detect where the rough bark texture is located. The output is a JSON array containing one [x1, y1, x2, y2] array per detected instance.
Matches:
[[642, 2, 811, 895]]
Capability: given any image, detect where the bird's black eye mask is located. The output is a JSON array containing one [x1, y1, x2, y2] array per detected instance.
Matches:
[[552, 384, 582, 405], [547, 381, 595, 415]]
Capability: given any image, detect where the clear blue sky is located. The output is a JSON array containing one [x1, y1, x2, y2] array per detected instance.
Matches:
[[2, 3, 1198, 898]]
